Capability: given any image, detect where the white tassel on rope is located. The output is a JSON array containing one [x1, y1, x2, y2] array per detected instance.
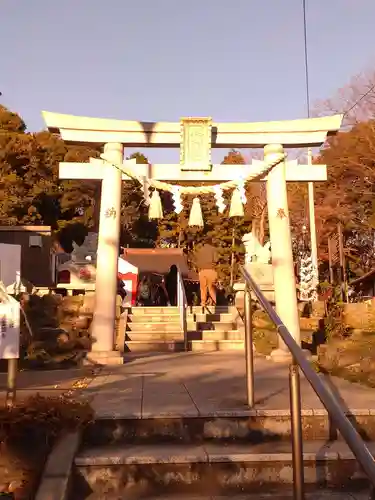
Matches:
[[229, 188, 244, 218], [148, 190, 163, 220], [214, 185, 226, 213], [188, 197, 204, 227], [237, 177, 247, 205], [171, 186, 183, 214], [141, 176, 150, 206]]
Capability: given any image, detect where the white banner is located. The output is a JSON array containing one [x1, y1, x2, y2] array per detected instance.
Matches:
[[0, 299, 20, 359]]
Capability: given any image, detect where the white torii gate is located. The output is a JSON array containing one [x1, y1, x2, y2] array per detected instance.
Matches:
[[43, 112, 343, 364]]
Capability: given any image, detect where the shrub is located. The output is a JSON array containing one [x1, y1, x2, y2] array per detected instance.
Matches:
[[0, 395, 93, 498], [0, 394, 93, 446]]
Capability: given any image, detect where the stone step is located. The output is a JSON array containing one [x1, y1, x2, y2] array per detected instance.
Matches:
[[189, 330, 243, 341], [125, 330, 242, 342], [72, 492, 370, 500], [130, 307, 237, 316], [74, 440, 373, 497], [126, 332, 183, 341], [124, 339, 243, 353], [130, 306, 180, 315], [189, 306, 237, 314], [127, 322, 182, 332], [125, 330, 244, 344], [125, 340, 185, 352], [129, 314, 182, 323], [129, 313, 235, 323], [192, 321, 235, 331], [128, 319, 235, 332], [83, 411, 375, 446], [189, 339, 244, 351], [187, 313, 235, 322]]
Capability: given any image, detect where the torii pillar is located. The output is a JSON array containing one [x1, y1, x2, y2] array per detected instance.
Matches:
[[58, 147, 136, 365], [264, 144, 300, 360], [91, 142, 123, 361]]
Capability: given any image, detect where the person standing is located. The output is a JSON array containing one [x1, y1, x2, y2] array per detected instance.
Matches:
[[137, 275, 152, 306], [165, 265, 178, 306], [194, 238, 219, 308]]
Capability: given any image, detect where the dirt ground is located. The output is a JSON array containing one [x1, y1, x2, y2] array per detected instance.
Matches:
[[0, 441, 50, 499]]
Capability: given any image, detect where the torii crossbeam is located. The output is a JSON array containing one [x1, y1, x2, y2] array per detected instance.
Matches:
[[59, 158, 327, 183]]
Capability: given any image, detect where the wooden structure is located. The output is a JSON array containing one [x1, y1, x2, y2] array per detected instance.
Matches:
[[0, 226, 55, 287], [350, 269, 375, 299], [121, 248, 192, 277]]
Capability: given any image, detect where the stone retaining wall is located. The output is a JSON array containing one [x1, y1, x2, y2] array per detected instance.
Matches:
[[22, 292, 123, 345], [235, 291, 375, 332], [342, 301, 375, 330]]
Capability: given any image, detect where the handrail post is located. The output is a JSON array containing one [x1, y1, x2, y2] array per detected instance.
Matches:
[[244, 286, 255, 408], [289, 362, 305, 500], [183, 304, 188, 352], [177, 269, 188, 352], [6, 358, 17, 407]]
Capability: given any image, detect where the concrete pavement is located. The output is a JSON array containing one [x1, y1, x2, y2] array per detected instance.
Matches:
[[2, 352, 375, 418], [80, 352, 375, 417]]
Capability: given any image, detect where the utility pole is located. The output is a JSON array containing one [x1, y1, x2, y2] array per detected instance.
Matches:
[[307, 148, 318, 272]]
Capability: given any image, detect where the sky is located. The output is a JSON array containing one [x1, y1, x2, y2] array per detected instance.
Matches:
[[2, 0, 375, 163]]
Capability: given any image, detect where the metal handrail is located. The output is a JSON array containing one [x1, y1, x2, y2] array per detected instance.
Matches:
[[177, 267, 188, 351], [240, 266, 375, 499]]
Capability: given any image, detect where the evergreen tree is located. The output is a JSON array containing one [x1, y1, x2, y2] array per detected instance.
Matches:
[[121, 152, 157, 248], [0, 105, 99, 230]]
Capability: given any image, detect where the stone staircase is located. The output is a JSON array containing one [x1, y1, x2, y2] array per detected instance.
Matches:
[[71, 410, 374, 499], [125, 306, 244, 353]]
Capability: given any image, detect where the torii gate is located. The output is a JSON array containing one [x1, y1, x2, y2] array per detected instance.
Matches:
[[43, 112, 343, 364]]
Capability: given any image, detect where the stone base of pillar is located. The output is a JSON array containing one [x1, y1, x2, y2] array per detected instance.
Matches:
[[84, 350, 124, 366], [268, 348, 293, 363], [268, 347, 312, 363]]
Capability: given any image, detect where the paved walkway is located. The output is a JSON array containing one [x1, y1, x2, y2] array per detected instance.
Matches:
[[83, 352, 375, 418], [2, 352, 375, 417], [130, 494, 370, 500], [0, 365, 98, 405]]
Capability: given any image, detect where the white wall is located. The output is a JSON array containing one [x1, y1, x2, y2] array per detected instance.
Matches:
[[0, 243, 21, 287]]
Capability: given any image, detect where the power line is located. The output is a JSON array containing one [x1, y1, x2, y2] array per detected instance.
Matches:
[[343, 82, 375, 119], [302, 0, 310, 118], [301, 0, 375, 122]]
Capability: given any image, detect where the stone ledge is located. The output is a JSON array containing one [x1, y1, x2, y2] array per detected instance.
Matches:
[[89, 408, 375, 420], [74, 440, 375, 466], [84, 350, 124, 365], [35, 431, 81, 500]]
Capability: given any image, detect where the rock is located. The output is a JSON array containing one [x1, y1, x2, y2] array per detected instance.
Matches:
[[311, 300, 326, 317], [72, 315, 91, 330], [81, 294, 95, 314], [37, 327, 68, 342], [343, 302, 371, 329], [60, 296, 83, 315], [299, 317, 320, 331], [253, 311, 274, 330], [8, 480, 23, 492], [57, 332, 70, 344], [0, 483, 9, 493]]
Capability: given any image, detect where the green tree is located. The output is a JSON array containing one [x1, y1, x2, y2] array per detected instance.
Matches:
[[121, 152, 157, 248], [0, 106, 159, 249], [218, 150, 252, 282], [312, 120, 375, 272], [0, 105, 99, 232]]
